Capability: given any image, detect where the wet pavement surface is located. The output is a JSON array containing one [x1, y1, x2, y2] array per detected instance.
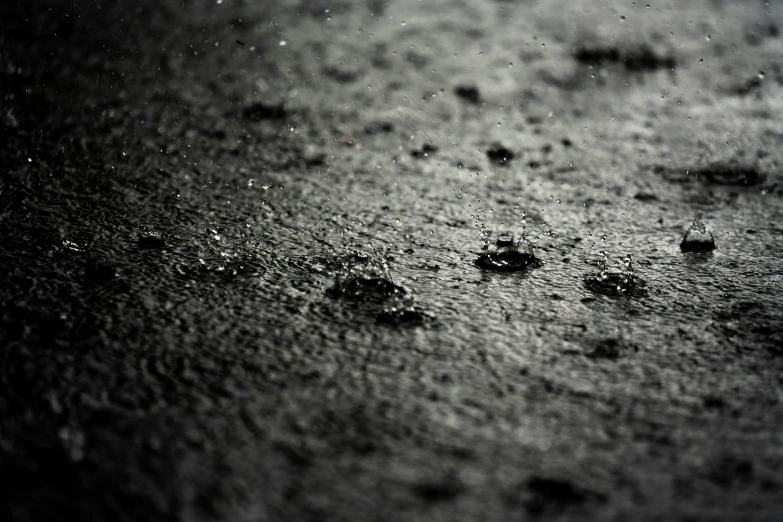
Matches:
[[2, 1, 783, 520]]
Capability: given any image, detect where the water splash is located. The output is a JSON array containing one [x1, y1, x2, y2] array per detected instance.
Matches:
[[326, 245, 406, 299], [474, 232, 543, 272], [376, 296, 434, 326], [597, 250, 608, 281], [618, 253, 634, 293], [681, 211, 716, 252], [467, 188, 491, 252], [519, 208, 527, 239], [324, 246, 433, 326], [173, 255, 266, 282], [585, 252, 646, 297], [473, 197, 543, 272]]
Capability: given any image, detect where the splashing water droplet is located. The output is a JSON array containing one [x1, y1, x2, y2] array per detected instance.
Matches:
[[681, 211, 716, 252], [586, 252, 645, 296], [326, 246, 406, 299], [474, 230, 543, 272], [598, 251, 608, 281]]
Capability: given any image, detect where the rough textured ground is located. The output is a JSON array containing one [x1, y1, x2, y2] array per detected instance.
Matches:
[[2, 0, 783, 520]]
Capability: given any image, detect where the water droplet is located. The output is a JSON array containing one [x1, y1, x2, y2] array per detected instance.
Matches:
[[681, 211, 716, 252]]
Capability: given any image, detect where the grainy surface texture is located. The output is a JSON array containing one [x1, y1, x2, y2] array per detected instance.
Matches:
[[2, 1, 783, 521]]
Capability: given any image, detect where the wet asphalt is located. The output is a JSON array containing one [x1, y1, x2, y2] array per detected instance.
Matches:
[[2, 1, 783, 520]]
